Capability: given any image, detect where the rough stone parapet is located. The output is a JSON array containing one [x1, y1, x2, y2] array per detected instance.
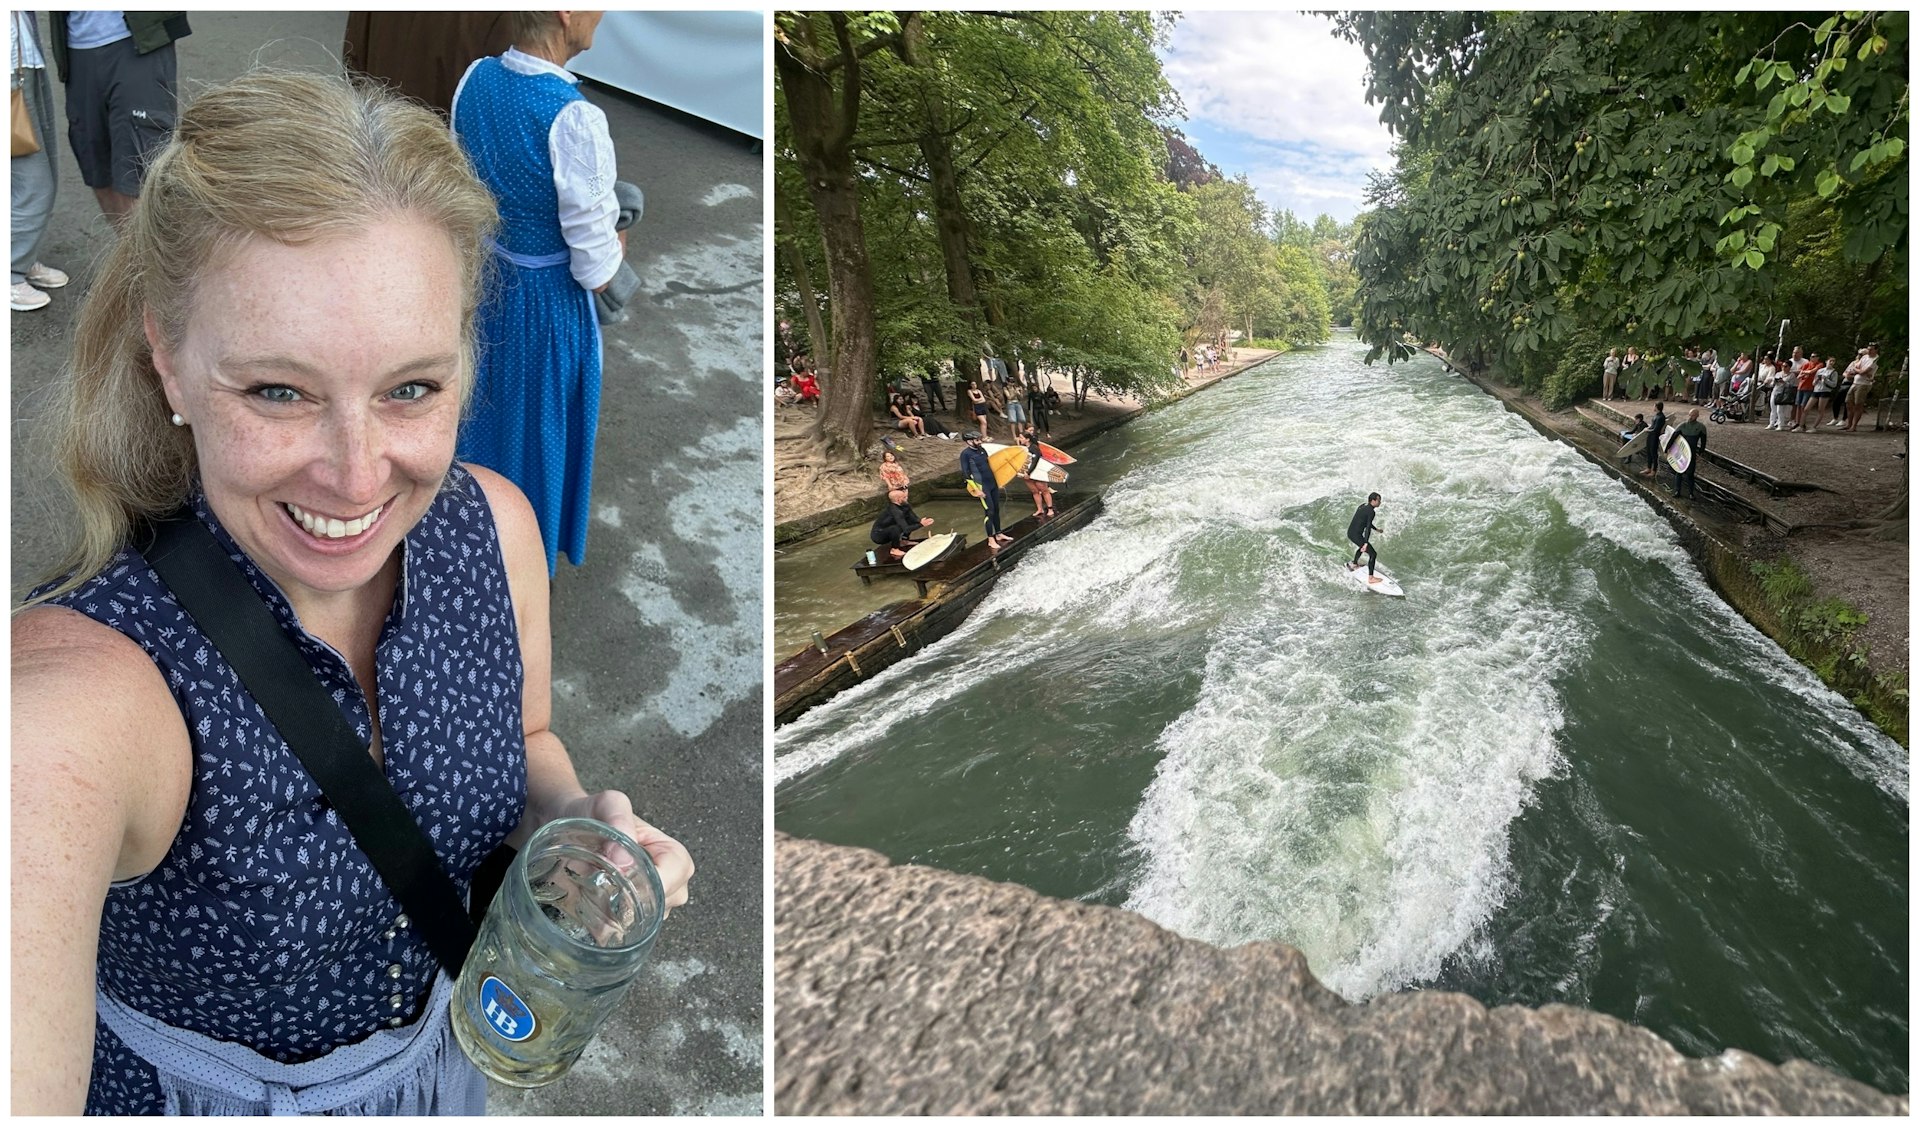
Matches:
[[774, 834, 1906, 1115]]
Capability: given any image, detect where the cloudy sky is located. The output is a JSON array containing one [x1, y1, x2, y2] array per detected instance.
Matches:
[[1159, 11, 1397, 225]]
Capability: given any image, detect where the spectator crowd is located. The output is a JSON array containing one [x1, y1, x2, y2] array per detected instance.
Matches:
[[1600, 340, 1885, 435]]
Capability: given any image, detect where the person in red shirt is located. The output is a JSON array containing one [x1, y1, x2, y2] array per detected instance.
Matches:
[[792, 369, 821, 404]]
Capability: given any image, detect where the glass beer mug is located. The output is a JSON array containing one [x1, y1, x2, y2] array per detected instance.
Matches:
[[452, 817, 666, 1086]]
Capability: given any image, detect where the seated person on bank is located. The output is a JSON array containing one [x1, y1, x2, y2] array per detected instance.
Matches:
[[792, 369, 821, 403], [869, 488, 934, 559], [889, 392, 928, 438]]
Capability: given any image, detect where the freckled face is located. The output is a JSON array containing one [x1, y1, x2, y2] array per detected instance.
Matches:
[[152, 219, 466, 605]]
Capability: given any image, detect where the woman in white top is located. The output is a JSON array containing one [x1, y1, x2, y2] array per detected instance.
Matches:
[[451, 11, 624, 574], [1844, 345, 1879, 431], [1760, 352, 1789, 430]]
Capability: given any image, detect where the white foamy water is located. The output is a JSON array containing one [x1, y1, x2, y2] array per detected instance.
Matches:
[[775, 336, 1906, 1004]]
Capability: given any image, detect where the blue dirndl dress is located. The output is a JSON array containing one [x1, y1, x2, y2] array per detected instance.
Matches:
[[46, 466, 528, 1114], [453, 56, 603, 574]]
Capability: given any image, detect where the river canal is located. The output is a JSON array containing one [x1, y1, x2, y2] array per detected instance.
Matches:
[[772, 334, 1908, 1094]]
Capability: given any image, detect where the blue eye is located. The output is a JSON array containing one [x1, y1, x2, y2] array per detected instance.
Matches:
[[254, 385, 302, 403], [389, 382, 438, 402]]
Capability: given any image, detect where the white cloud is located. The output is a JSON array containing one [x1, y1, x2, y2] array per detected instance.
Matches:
[[1161, 11, 1397, 222]]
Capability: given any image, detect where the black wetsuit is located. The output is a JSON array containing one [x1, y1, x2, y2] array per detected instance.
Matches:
[[1348, 502, 1380, 575], [960, 444, 1003, 539], [1645, 406, 1667, 475], [869, 500, 924, 552], [1674, 419, 1707, 498]]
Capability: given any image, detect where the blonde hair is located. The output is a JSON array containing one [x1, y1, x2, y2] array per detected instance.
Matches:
[[28, 70, 498, 607]]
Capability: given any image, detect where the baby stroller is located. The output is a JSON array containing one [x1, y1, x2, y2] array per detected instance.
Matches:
[[1710, 377, 1753, 423]]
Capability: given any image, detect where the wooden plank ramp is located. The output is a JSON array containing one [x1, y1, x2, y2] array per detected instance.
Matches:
[[774, 492, 1103, 726]]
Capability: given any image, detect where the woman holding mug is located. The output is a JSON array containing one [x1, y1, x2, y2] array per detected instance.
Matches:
[[12, 71, 692, 1115]]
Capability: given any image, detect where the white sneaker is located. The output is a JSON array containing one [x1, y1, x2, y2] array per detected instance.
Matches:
[[24, 262, 68, 289], [10, 281, 49, 311]]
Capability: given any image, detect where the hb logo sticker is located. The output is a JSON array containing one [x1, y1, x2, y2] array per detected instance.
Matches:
[[479, 976, 538, 1042]]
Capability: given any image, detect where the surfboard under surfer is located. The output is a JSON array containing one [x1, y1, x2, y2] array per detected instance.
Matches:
[[870, 487, 934, 559], [1347, 492, 1384, 583]]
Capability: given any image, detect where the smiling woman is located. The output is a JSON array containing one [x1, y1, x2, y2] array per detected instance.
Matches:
[[11, 70, 692, 1115]]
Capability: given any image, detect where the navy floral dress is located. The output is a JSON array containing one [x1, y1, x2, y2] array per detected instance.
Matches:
[[45, 465, 528, 1114]]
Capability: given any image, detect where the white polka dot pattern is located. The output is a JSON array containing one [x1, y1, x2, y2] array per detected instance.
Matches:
[[452, 55, 605, 574]]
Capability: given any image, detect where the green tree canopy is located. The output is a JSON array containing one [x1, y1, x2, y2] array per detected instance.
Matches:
[[1334, 10, 1906, 403], [775, 10, 1349, 468]]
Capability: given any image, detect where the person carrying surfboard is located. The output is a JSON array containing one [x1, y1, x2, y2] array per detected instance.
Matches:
[[1673, 408, 1708, 500], [960, 431, 1014, 545], [1020, 426, 1057, 519], [1347, 493, 1385, 582], [1640, 401, 1666, 479]]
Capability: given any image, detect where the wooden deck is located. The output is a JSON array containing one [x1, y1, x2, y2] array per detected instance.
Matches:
[[774, 492, 1104, 725]]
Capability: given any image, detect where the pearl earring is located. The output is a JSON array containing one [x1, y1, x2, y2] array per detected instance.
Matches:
[[170, 413, 186, 427]]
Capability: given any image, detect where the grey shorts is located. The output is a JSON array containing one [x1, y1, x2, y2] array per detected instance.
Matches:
[[1005, 400, 1028, 423], [64, 37, 178, 196]]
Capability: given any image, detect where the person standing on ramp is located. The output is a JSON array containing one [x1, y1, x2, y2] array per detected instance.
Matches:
[[960, 431, 1014, 546], [1347, 492, 1385, 583]]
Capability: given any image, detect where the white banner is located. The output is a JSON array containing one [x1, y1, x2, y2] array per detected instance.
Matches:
[[570, 10, 763, 140]]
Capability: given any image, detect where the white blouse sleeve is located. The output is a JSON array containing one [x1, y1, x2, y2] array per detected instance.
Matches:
[[549, 99, 622, 291]]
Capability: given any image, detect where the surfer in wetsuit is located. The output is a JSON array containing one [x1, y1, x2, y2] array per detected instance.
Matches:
[[1347, 492, 1384, 582], [1674, 408, 1708, 500], [869, 488, 934, 559], [1641, 400, 1666, 479], [960, 431, 1015, 545]]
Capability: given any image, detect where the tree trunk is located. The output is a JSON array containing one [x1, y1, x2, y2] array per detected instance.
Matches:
[[925, 134, 987, 406], [775, 190, 829, 368], [904, 43, 1006, 422], [776, 14, 880, 465]]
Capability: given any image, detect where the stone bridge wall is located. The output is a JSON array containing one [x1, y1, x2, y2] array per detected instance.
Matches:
[[774, 835, 1905, 1115]]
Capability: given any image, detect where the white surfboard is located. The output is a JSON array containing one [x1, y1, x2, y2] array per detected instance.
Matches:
[[1343, 563, 1405, 597], [1664, 432, 1693, 473], [903, 533, 959, 571], [1617, 428, 1650, 459]]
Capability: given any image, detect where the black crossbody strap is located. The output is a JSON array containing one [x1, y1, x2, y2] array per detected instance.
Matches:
[[144, 513, 476, 977]]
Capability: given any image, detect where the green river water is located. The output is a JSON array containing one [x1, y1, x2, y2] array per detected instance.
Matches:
[[773, 335, 1908, 1094]]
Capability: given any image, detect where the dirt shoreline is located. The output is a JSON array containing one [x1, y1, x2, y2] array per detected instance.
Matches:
[[772, 349, 1281, 543]]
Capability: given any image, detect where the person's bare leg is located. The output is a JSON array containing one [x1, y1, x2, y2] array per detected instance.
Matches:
[[93, 186, 137, 227]]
